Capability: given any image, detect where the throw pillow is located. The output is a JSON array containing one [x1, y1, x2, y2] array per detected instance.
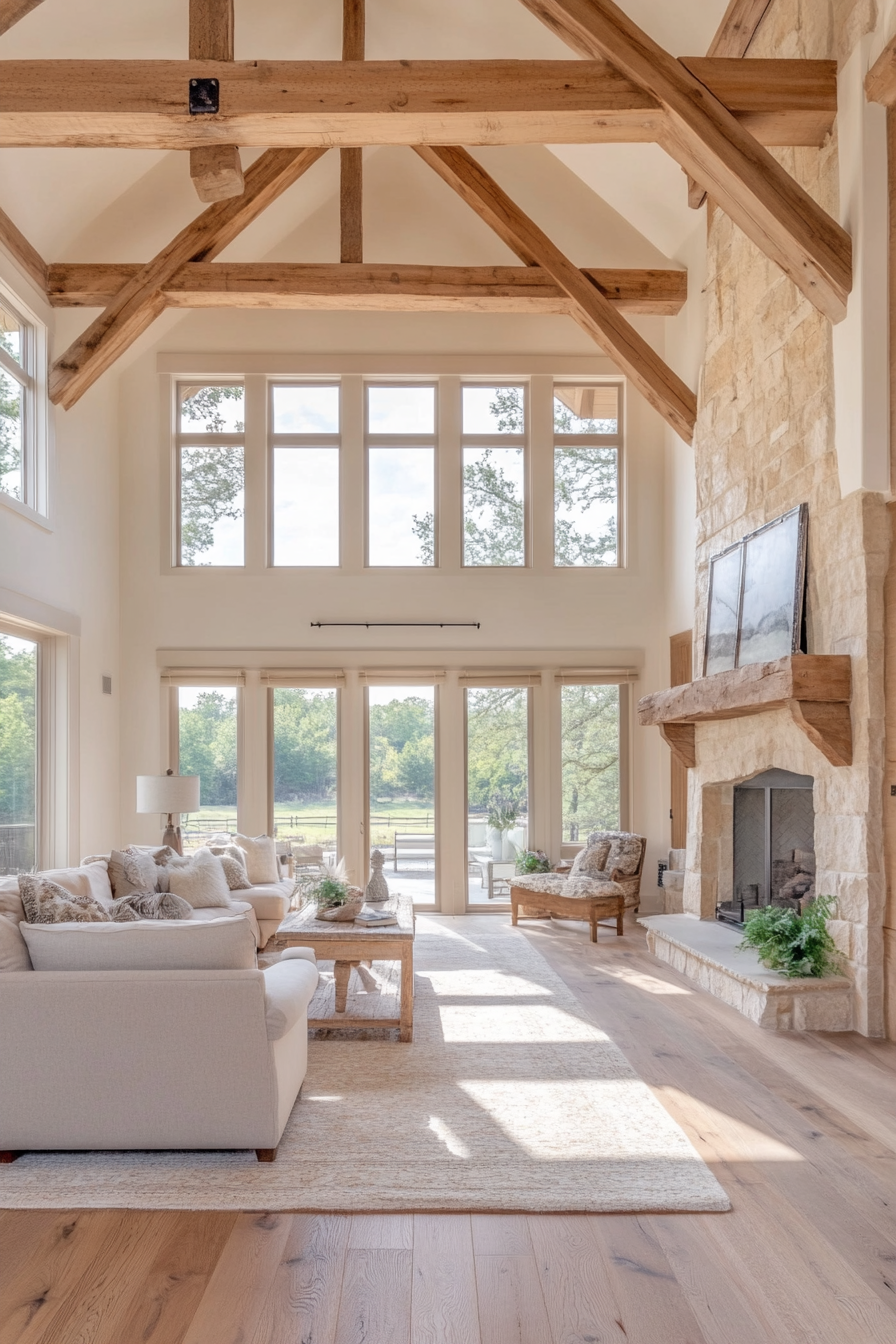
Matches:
[[40, 862, 114, 910], [110, 901, 141, 922], [0, 876, 25, 925], [218, 852, 251, 890], [569, 840, 612, 880], [167, 848, 233, 909], [605, 835, 644, 877], [18, 874, 112, 924], [234, 833, 278, 884], [108, 847, 161, 900], [113, 890, 193, 920]]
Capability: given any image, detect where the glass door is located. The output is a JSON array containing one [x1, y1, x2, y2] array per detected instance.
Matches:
[[271, 687, 339, 861], [560, 684, 620, 847], [0, 631, 38, 873], [465, 686, 530, 906], [367, 685, 437, 908]]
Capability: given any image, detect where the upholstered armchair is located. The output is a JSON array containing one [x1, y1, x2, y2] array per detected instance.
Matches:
[[512, 830, 647, 912]]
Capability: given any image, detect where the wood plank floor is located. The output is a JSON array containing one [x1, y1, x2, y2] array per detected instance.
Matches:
[[4, 914, 896, 1343]]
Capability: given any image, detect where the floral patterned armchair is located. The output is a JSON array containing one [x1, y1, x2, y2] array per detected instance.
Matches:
[[512, 830, 647, 911]]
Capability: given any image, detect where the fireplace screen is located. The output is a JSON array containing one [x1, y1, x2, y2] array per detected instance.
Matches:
[[717, 768, 815, 927]]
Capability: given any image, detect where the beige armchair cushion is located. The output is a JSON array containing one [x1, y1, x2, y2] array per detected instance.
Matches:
[[560, 877, 623, 900]]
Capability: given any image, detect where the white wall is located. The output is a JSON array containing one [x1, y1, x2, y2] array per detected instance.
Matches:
[[0, 254, 121, 862]]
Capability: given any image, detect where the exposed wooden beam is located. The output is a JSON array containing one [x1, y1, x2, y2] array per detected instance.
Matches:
[[708, 0, 774, 58], [189, 0, 243, 203], [0, 59, 836, 149], [688, 0, 775, 208], [0, 0, 44, 37], [516, 0, 851, 323], [867, 33, 896, 107], [46, 262, 688, 316], [414, 145, 696, 441], [49, 147, 327, 409], [0, 202, 46, 294], [340, 0, 364, 264]]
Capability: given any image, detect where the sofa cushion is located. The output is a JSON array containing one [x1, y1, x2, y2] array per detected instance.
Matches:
[[0, 876, 24, 925], [19, 874, 112, 924], [20, 915, 256, 972], [35, 862, 114, 909], [0, 913, 32, 971], [167, 849, 233, 909], [569, 840, 611, 880], [606, 835, 643, 877], [240, 881, 292, 922], [235, 834, 279, 884]]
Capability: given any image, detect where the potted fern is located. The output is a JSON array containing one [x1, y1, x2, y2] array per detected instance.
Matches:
[[304, 858, 364, 922], [739, 895, 842, 978]]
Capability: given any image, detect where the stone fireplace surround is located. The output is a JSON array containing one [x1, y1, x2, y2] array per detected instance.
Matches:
[[643, 699, 883, 1035]]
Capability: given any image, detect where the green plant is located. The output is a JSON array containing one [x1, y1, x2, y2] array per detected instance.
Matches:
[[514, 849, 552, 875], [738, 895, 842, 979], [310, 876, 350, 910]]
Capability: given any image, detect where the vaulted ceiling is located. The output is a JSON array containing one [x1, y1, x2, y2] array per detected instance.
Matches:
[[0, 1, 846, 444]]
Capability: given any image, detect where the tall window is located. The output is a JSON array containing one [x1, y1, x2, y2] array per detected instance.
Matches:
[[0, 631, 38, 874], [561, 684, 620, 841], [368, 685, 436, 905], [272, 384, 340, 566], [1, 292, 44, 514], [177, 384, 245, 566], [466, 686, 529, 904], [462, 385, 525, 567], [367, 385, 436, 566], [554, 384, 620, 567], [271, 687, 338, 855], [177, 686, 238, 848]]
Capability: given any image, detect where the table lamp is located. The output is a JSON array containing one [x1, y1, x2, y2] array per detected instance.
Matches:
[[136, 769, 200, 855]]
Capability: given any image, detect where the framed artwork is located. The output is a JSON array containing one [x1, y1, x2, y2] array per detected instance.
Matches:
[[704, 541, 743, 676], [703, 504, 808, 677]]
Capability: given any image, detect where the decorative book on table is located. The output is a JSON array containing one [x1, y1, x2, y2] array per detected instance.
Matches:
[[354, 909, 398, 926]]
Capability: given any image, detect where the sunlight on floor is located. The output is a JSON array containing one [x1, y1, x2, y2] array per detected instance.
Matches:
[[424, 969, 555, 998], [599, 965, 693, 995], [436, 1002, 610, 1043], [655, 1086, 806, 1162], [428, 1115, 471, 1158]]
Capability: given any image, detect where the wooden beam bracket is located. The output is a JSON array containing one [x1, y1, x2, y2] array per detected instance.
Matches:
[[638, 655, 853, 768]]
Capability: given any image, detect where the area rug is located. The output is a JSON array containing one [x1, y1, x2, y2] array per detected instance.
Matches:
[[0, 918, 730, 1213]]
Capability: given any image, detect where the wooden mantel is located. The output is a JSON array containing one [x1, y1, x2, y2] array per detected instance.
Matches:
[[637, 654, 852, 768]]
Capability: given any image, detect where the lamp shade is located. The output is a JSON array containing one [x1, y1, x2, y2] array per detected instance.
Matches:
[[136, 773, 200, 814]]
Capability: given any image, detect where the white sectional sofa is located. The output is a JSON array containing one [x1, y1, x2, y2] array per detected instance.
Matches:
[[0, 860, 317, 1161]]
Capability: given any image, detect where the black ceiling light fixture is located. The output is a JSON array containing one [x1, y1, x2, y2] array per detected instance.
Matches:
[[189, 78, 220, 115]]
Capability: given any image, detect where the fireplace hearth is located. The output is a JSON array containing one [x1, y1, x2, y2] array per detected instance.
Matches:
[[717, 768, 815, 927]]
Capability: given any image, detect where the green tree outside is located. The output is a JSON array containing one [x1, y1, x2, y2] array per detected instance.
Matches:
[[561, 684, 620, 840], [0, 635, 37, 871]]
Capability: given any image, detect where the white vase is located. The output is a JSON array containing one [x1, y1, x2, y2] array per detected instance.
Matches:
[[502, 832, 516, 861], [489, 828, 504, 860]]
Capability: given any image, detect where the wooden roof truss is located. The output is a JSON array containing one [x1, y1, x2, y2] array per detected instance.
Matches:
[[0, 0, 851, 444]]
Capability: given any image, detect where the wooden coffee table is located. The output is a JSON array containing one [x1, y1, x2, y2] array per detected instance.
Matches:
[[272, 895, 416, 1041]]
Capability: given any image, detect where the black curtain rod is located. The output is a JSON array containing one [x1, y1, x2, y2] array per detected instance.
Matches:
[[311, 622, 481, 629]]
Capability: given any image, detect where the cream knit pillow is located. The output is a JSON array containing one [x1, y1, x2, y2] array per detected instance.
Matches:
[[167, 849, 233, 909], [234, 834, 278, 884]]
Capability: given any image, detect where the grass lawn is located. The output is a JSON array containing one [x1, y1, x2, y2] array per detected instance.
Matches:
[[181, 800, 437, 848]]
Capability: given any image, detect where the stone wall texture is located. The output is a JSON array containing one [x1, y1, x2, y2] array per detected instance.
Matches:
[[686, 0, 888, 1036]]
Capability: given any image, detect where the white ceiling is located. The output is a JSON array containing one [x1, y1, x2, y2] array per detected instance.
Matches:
[[0, 1, 730, 270]]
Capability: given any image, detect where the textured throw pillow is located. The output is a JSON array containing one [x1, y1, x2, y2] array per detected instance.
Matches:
[[218, 852, 251, 890], [113, 890, 193, 921], [605, 835, 644, 877], [234, 834, 278, 884], [18, 874, 112, 924], [110, 901, 141, 922], [40, 862, 114, 910], [108, 847, 161, 900], [167, 848, 233, 909], [569, 840, 612, 880]]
